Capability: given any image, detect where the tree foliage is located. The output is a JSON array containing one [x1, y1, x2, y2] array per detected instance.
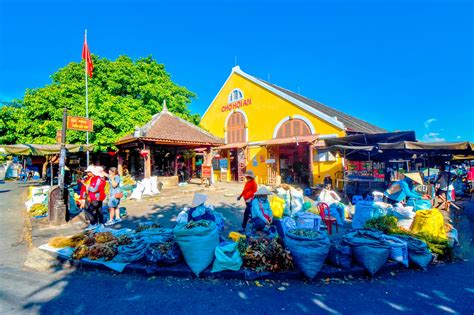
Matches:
[[0, 55, 198, 151]]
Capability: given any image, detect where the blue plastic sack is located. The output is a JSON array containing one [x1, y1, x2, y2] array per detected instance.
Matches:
[[173, 221, 219, 276], [146, 240, 182, 265], [395, 235, 432, 270], [284, 229, 330, 279], [407, 199, 432, 211], [327, 240, 352, 269], [212, 242, 242, 272], [352, 201, 375, 229], [342, 229, 390, 275]]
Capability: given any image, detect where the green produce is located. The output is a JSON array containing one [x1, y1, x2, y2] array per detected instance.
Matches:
[[288, 228, 320, 238], [185, 220, 211, 229], [94, 232, 117, 244], [87, 244, 117, 261], [364, 216, 399, 234], [72, 245, 90, 260]]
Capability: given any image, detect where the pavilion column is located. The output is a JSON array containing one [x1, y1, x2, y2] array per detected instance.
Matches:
[[117, 153, 124, 176], [174, 149, 178, 176], [144, 145, 151, 179], [309, 144, 314, 186]]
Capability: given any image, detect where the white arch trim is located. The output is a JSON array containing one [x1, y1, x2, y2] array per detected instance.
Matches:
[[272, 115, 316, 139], [224, 109, 249, 144]]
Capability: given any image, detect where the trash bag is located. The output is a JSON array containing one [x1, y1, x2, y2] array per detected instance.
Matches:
[[352, 201, 377, 229], [391, 206, 415, 230], [173, 221, 219, 276], [342, 229, 390, 275], [270, 196, 285, 219], [284, 229, 330, 279], [114, 239, 148, 263], [410, 209, 446, 240], [382, 235, 408, 267], [326, 240, 352, 269], [146, 240, 182, 265], [395, 235, 432, 270], [294, 212, 321, 230], [212, 242, 243, 272]]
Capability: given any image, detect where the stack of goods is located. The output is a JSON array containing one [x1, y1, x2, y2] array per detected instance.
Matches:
[[25, 186, 50, 216], [239, 237, 293, 273], [284, 228, 329, 279], [173, 220, 219, 276]]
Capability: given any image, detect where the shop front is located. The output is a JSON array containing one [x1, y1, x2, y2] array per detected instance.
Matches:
[[200, 66, 386, 186]]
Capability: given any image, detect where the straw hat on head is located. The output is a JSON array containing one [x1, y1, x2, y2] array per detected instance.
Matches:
[[191, 193, 208, 208], [404, 172, 424, 185], [85, 165, 96, 173], [244, 170, 256, 179], [254, 186, 273, 196]]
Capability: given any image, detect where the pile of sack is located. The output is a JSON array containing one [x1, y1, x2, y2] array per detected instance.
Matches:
[[129, 177, 161, 200]]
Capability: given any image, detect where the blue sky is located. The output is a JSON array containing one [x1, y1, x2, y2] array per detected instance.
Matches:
[[0, 0, 472, 141]]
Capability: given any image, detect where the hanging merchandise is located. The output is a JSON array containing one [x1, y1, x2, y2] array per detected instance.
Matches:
[[284, 229, 330, 279], [212, 242, 243, 272], [173, 220, 219, 276]]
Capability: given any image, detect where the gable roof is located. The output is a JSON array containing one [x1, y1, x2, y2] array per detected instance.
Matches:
[[203, 66, 386, 134], [116, 108, 224, 146]]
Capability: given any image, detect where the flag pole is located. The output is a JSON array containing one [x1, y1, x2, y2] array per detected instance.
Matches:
[[85, 29, 89, 166]]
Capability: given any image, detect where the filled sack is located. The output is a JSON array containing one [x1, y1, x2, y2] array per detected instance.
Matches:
[[281, 217, 297, 237], [270, 195, 285, 219], [343, 229, 390, 275], [212, 242, 243, 272], [173, 221, 219, 276], [294, 212, 321, 230], [285, 229, 330, 279], [352, 201, 376, 229], [146, 240, 182, 265], [410, 209, 446, 240], [395, 235, 432, 270], [382, 235, 408, 267], [114, 239, 148, 263], [326, 240, 352, 269], [391, 206, 415, 230]]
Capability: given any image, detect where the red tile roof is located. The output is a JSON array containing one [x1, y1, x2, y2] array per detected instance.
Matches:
[[116, 110, 224, 146]]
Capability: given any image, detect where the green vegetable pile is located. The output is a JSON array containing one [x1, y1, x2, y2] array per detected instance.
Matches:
[[364, 216, 399, 234], [136, 222, 162, 232], [288, 228, 320, 238], [185, 220, 211, 229]]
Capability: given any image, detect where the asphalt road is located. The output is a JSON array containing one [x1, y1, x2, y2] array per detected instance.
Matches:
[[0, 181, 473, 314]]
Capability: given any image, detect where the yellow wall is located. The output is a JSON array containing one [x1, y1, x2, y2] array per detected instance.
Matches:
[[201, 70, 346, 185]]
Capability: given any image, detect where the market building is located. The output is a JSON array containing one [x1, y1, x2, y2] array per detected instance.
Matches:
[[200, 66, 386, 185]]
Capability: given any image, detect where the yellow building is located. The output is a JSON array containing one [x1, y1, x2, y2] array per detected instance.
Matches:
[[200, 66, 385, 186]]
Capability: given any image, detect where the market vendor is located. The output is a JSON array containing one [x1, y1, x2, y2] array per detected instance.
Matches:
[[384, 172, 426, 204], [78, 165, 95, 209], [238, 170, 258, 232], [188, 193, 216, 222], [251, 187, 284, 237]]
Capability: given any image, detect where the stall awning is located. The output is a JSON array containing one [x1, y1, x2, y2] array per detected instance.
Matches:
[[217, 142, 248, 150], [379, 141, 473, 152], [330, 145, 375, 151], [262, 135, 321, 146], [0, 144, 94, 156]]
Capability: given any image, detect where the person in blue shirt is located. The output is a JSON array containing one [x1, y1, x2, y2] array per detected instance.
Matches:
[[251, 186, 285, 237], [384, 173, 423, 204], [187, 193, 215, 222]]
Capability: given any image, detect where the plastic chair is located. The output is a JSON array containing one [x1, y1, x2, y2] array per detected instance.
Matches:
[[352, 195, 363, 204], [318, 202, 338, 235]]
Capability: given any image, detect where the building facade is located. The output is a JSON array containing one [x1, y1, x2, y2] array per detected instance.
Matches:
[[200, 66, 385, 186]]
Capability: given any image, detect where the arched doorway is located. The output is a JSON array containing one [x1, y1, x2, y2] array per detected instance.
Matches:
[[226, 111, 247, 144], [275, 118, 312, 184], [226, 111, 247, 181]]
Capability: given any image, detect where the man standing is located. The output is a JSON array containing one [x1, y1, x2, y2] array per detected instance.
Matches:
[[238, 170, 258, 232]]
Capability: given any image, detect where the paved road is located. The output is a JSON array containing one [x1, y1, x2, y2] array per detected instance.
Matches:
[[0, 181, 473, 314]]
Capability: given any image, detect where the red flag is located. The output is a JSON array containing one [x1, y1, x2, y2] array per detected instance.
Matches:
[[82, 33, 93, 78]]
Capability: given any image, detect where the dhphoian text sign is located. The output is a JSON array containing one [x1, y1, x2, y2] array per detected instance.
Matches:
[[221, 98, 252, 112], [67, 116, 93, 132]]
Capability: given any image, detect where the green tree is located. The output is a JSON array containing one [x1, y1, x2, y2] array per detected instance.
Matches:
[[1, 55, 198, 151]]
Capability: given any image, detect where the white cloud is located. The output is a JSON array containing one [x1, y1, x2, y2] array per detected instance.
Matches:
[[456, 136, 462, 140], [424, 118, 437, 129], [423, 132, 445, 142]]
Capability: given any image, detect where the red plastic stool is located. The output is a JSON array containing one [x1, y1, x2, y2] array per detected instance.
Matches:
[[318, 202, 338, 235]]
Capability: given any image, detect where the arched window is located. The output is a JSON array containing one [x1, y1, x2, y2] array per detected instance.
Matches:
[[276, 118, 311, 138], [228, 88, 243, 103], [226, 112, 246, 143]]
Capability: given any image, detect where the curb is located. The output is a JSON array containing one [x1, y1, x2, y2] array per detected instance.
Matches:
[[40, 248, 403, 281]]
